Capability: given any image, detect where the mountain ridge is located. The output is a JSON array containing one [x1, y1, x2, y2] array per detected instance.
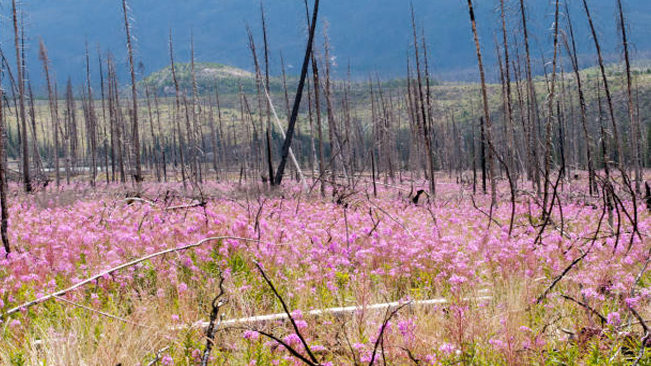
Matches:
[[11, 0, 651, 87]]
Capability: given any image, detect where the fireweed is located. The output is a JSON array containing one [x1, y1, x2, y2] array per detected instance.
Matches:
[[0, 180, 648, 365]]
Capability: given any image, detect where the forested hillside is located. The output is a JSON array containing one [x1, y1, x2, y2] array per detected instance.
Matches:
[[14, 0, 651, 85]]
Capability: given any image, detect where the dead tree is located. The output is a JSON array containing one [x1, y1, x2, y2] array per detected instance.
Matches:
[[27, 80, 45, 183], [466, 0, 496, 204], [421, 30, 435, 185], [98, 46, 111, 185], [189, 34, 203, 184], [12, 0, 30, 192], [64, 78, 76, 182], [145, 87, 160, 181], [85, 42, 98, 186], [154, 92, 167, 182], [618, 0, 642, 193], [305, 0, 326, 197], [208, 91, 219, 179], [0, 38, 9, 255], [122, 0, 142, 184], [215, 89, 226, 176], [519, 0, 541, 193], [582, 0, 624, 170], [39, 40, 60, 187], [543, 0, 561, 211], [323, 24, 348, 184], [274, 0, 320, 185], [107, 56, 126, 183], [246, 25, 270, 184], [261, 3, 275, 186], [499, 0, 517, 187], [168, 32, 188, 188], [410, 6, 436, 197], [564, 2, 596, 194], [200, 274, 227, 366], [304, 61, 317, 174]]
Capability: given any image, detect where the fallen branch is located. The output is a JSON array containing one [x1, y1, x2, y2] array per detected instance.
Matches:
[[536, 249, 592, 304], [240, 326, 319, 366], [124, 197, 156, 206], [629, 304, 650, 366], [470, 194, 502, 227], [123, 196, 206, 212], [369, 301, 410, 365], [165, 200, 206, 211], [536, 187, 607, 304], [201, 272, 227, 366], [1, 236, 259, 319], [195, 292, 492, 328], [560, 294, 607, 325], [254, 262, 320, 365], [54, 295, 154, 330], [147, 346, 171, 366], [263, 82, 308, 192], [367, 201, 416, 239]]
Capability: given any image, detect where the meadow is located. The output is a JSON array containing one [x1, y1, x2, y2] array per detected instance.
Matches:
[[0, 175, 648, 365], [1, 0, 650, 364]]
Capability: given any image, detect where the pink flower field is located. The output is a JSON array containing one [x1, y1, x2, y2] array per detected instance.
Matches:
[[0, 180, 649, 365]]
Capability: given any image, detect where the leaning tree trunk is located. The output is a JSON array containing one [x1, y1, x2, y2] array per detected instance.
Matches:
[[582, 0, 624, 170], [274, 0, 320, 186]]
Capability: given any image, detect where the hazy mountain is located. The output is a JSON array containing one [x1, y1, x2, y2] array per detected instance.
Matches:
[[8, 0, 651, 86]]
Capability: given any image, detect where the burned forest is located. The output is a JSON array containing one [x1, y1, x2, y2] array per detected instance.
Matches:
[[2, 0, 651, 365]]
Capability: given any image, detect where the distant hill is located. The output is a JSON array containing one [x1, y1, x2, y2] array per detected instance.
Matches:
[[141, 62, 258, 95], [14, 0, 651, 88], [140, 61, 421, 98]]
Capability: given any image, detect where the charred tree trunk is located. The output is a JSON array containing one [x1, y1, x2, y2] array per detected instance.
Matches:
[[274, 0, 320, 186], [261, 4, 275, 186]]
